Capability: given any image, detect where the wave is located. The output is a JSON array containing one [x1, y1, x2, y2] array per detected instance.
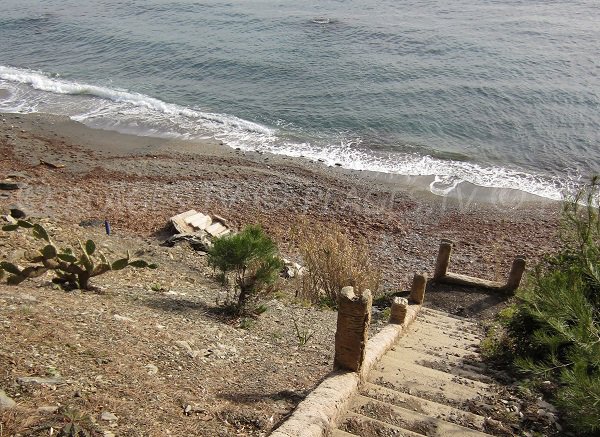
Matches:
[[0, 65, 273, 136], [0, 65, 571, 200]]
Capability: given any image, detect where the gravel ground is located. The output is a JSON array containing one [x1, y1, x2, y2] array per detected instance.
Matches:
[[0, 112, 563, 436]]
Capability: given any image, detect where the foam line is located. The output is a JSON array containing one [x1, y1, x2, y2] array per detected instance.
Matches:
[[0, 65, 572, 201]]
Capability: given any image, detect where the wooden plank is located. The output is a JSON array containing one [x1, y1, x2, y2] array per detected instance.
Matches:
[[184, 212, 204, 225], [189, 214, 212, 230], [206, 222, 227, 237], [441, 272, 505, 291], [170, 210, 198, 234]]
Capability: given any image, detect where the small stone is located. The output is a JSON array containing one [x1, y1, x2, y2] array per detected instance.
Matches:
[[9, 207, 27, 219], [113, 314, 135, 322], [145, 364, 159, 375], [536, 398, 558, 413], [17, 376, 65, 386], [100, 411, 118, 422], [0, 389, 16, 409], [38, 405, 59, 413]]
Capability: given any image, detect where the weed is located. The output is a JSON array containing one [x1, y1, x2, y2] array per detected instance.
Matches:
[[292, 218, 380, 307], [254, 304, 268, 315], [239, 318, 254, 330], [292, 316, 314, 346]]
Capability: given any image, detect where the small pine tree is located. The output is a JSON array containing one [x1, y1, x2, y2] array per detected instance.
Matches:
[[207, 225, 283, 314], [488, 177, 600, 435]]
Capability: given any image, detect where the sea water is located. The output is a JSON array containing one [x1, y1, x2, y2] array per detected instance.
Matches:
[[0, 0, 598, 199]]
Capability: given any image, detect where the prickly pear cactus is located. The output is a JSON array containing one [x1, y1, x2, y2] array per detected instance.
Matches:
[[0, 220, 157, 290]]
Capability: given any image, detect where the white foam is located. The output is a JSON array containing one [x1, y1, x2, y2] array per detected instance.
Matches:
[[0, 64, 572, 201]]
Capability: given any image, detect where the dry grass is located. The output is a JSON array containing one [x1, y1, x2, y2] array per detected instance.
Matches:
[[292, 218, 381, 306]]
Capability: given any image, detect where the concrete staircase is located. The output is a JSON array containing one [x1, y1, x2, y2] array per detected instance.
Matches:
[[334, 307, 501, 437]]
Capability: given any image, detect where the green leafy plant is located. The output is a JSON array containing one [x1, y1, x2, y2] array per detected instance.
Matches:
[[57, 408, 95, 437], [207, 225, 283, 314], [0, 220, 157, 290], [483, 178, 600, 435]]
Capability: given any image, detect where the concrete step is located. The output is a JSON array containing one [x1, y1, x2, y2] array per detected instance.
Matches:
[[384, 348, 493, 384], [331, 429, 359, 437], [397, 330, 481, 355], [417, 311, 481, 335], [369, 362, 489, 407], [361, 382, 487, 431], [350, 395, 492, 436], [375, 353, 490, 390], [420, 308, 481, 329], [340, 411, 426, 437]]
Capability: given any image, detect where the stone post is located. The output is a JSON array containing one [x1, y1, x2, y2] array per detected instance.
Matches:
[[506, 256, 526, 291], [409, 273, 427, 304], [334, 286, 372, 372], [389, 297, 408, 324], [434, 239, 453, 280]]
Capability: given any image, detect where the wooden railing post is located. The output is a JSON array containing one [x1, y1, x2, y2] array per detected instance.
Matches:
[[434, 239, 453, 280], [389, 297, 408, 324], [334, 286, 372, 372], [505, 256, 526, 291], [409, 273, 427, 304]]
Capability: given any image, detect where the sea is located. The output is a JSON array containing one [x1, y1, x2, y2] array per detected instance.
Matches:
[[0, 0, 598, 200]]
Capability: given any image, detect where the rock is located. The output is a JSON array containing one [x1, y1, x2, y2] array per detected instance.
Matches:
[[6, 172, 28, 180], [17, 376, 65, 386], [38, 405, 59, 413], [113, 314, 135, 322], [175, 340, 200, 358], [2, 215, 17, 224], [145, 364, 159, 375], [103, 432, 116, 437], [0, 181, 26, 190], [281, 259, 304, 278], [9, 207, 27, 219], [536, 398, 558, 413], [100, 411, 118, 422], [0, 389, 16, 409]]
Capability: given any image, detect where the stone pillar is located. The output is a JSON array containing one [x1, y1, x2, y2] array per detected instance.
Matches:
[[409, 273, 427, 304], [434, 239, 453, 280], [389, 297, 408, 324], [506, 256, 526, 291], [334, 286, 372, 372]]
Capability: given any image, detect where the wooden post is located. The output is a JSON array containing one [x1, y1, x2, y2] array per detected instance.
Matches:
[[409, 273, 427, 304], [334, 286, 372, 372], [434, 239, 453, 280], [505, 256, 526, 291], [389, 297, 408, 324]]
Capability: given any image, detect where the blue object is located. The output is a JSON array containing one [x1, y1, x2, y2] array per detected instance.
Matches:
[[104, 220, 111, 236]]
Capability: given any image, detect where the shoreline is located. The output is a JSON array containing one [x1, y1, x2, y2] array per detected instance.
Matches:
[[0, 110, 555, 207], [0, 111, 562, 308]]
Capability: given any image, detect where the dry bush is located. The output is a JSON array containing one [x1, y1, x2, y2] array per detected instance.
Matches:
[[293, 218, 380, 306]]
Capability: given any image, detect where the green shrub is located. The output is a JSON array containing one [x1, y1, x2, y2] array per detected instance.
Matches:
[[0, 220, 157, 290], [207, 225, 283, 314], [486, 178, 600, 435]]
